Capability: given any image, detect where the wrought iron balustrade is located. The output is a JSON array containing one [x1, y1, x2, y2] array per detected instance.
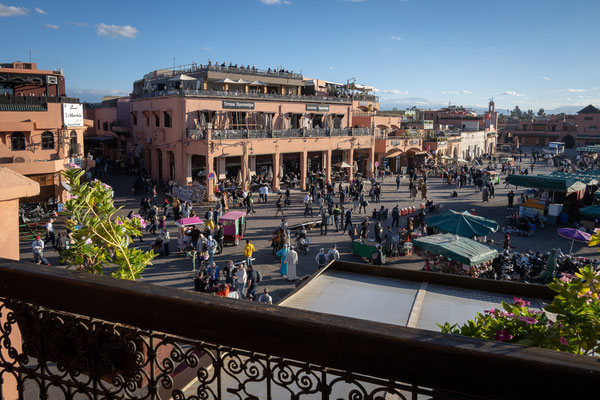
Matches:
[[0, 260, 597, 400], [0, 94, 80, 105]]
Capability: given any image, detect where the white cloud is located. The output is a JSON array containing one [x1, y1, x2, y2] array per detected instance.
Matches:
[[44, 23, 58, 30], [497, 91, 525, 97], [202, 46, 212, 51], [96, 23, 138, 39], [542, 76, 551, 81], [390, 35, 402, 41], [0, 3, 28, 16], [34, 7, 46, 14], [565, 88, 586, 93], [376, 89, 409, 95], [259, 0, 291, 4], [442, 90, 471, 95]]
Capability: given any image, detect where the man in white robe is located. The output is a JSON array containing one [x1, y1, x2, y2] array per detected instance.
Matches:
[[286, 246, 299, 281]]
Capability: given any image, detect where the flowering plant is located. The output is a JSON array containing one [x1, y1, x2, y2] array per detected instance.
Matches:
[[439, 265, 600, 356], [60, 168, 155, 280]]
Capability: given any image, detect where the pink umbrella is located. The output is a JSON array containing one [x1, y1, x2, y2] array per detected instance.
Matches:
[[557, 228, 591, 255]]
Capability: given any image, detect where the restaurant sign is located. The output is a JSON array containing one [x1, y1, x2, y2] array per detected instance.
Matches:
[[424, 120, 434, 130], [62, 103, 84, 127], [306, 104, 330, 112], [222, 101, 255, 110]]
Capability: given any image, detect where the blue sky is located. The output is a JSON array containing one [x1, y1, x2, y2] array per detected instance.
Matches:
[[2, 0, 599, 112]]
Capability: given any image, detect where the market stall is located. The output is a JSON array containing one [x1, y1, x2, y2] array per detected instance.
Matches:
[[352, 240, 386, 262], [413, 234, 498, 277], [426, 210, 499, 238]]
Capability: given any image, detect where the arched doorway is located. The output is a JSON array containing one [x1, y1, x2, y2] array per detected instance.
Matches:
[[169, 152, 175, 181], [156, 149, 163, 181], [563, 135, 575, 149], [453, 147, 458, 158]]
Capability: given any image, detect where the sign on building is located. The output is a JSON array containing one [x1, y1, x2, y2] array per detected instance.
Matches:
[[306, 104, 330, 112], [404, 110, 416, 121], [424, 120, 434, 130], [222, 101, 255, 110], [62, 103, 83, 127]]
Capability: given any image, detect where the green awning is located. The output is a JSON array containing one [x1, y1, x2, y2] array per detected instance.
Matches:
[[577, 145, 600, 153], [506, 174, 586, 193], [550, 172, 600, 185], [580, 205, 600, 218], [594, 191, 600, 201], [413, 234, 498, 266], [426, 210, 499, 238]]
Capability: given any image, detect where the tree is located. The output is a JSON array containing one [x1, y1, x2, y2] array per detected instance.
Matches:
[[60, 166, 156, 280], [538, 108, 545, 116]]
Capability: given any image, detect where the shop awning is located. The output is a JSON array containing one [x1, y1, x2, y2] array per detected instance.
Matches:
[[576, 145, 600, 153], [426, 210, 499, 238], [506, 174, 586, 193], [580, 205, 600, 218], [413, 234, 498, 266], [385, 149, 404, 158], [550, 171, 600, 185], [333, 161, 353, 168]]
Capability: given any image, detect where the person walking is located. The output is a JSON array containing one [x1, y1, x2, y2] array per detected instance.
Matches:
[[507, 190, 515, 209], [161, 229, 171, 256], [32, 235, 45, 263], [320, 210, 329, 235], [374, 220, 383, 243], [342, 208, 353, 233], [372, 244, 383, 266], [482, 186, 489, 203], [258, 288, 273, 304], [391, 205, 400, 228], [411, 184, 418, 201], [45, 217, 56, 250], [327, 244, 340, 263], [246, 265, 258, 300], [275, 196, 285, 217], [286, 245, 298, 281], [234, 264, 247, 299], [207, 235, 217, 265], [396, 175, 401, 191], [332, 204, 341, 232], [223, 260, 235, 285], [421, 183, 428, 200], [207, 262, 220, 286], [315, 248, 328, 269]]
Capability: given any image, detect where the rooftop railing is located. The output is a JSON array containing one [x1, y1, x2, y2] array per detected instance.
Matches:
[[132, 89, 363, 104], [0, 259, 597, 399], [199, 127, 372, 140], [0, 93, 80, 106]]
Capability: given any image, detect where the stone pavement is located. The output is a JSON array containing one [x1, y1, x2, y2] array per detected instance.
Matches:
[[20, 152, 599, 303]]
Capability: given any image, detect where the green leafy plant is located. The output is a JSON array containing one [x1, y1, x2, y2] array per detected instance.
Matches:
[[60, 167, 155, 280], [439, 265, 600, 356]]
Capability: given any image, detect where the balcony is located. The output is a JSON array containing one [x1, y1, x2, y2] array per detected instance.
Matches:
[[0, 259, 597, 399], [0, 94, 80, 106], [132, 89, 360, 104], [205, 128, 372, 140], [2, 158, 66, 175]]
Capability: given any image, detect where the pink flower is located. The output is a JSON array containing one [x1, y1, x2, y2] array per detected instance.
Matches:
[[513, 297, 531, 307], [559, 275, 572, 283], [498, 312, 515, 318], [484, 309, 496, 314], [518, 316, 538, 325], [132, 215, 146, 228], [559, 337, 569, 346], [84, 238, 92, 245], [116, 220, 123, 225], [494, 329, 514, 342]]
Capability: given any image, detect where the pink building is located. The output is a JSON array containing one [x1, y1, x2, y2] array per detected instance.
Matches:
[[131, 63, 377, 199], [0, 62, 91, 202], [84, 97, 131, 162], [510, 105, 599, 148]]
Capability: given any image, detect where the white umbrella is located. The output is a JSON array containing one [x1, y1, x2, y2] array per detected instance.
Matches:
[[168, 74, 196, 81]]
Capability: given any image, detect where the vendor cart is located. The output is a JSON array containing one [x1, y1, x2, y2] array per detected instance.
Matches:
[[352, 239, 386, 262], [221, 210, 247, 245], [176, 216, 204, 253]]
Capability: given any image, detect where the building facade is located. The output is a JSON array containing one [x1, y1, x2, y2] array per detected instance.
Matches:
[[130, 64, 377, 199], [509, 105, 599, 148], [84, 97, 132, 163], [0, 62, 91, 202]]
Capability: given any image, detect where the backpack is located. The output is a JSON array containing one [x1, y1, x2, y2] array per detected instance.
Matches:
[[318, 253, 327, 265], [255, 270, 262, 283]]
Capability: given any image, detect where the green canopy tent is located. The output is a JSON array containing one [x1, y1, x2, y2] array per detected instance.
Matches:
[[426, 210, 499, 238], [506, 174, 586, 194], [579, 205, 600, 218], [550, 171, 600, 186], [412, 234, 499, 266], [576, 145, 600, 153]]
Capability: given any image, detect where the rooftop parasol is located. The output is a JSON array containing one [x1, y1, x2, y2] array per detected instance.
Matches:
[[426, 210, 499, 238]]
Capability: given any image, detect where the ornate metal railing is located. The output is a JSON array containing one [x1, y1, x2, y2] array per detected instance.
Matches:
[[0, 94, 80, 105], [0, 260, 597, 400]]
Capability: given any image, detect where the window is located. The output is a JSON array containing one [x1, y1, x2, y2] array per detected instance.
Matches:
[[41, 131, 54, 150], [585, 117, 593, 121], [155, 114, 160, 127], [70, 131, 79, 156], [97, 119, 100, 129], [551, 125, 556, 132], [164, 112, 171, 128], [70, 130, 78, 145], [133, 114, 137, 125], [103, 122, 108, 131], [11, 132, 25, 151]]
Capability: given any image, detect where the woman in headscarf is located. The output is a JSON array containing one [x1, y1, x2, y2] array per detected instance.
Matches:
[[276, 243, 289, 276]]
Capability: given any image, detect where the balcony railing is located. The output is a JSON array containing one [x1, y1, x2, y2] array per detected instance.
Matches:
[[0, 94, 80, 105], [0, 259, 597, 400], [205, 128, 372, 140], [132, 89, 358, 104]]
